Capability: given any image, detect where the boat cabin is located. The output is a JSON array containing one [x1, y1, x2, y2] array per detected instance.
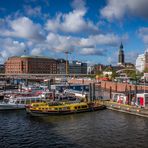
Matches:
[[4, 96, 43, 105]]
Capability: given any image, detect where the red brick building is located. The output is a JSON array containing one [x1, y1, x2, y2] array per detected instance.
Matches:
[[5, 55, 57, 74]]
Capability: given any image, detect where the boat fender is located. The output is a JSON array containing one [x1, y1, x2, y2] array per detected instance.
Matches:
[[137, 109, 140, 113]]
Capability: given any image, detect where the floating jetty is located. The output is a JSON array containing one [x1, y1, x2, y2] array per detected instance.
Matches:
[[99, 100, 148, 118]]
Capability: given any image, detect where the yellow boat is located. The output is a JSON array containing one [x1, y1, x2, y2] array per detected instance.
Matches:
[[26, 101, 106, 116]]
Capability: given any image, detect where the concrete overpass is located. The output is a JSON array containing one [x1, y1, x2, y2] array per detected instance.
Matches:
[[0, 74, 95, 80]]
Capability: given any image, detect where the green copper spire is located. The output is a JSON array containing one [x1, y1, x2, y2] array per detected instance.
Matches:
[[118, 42, 124, 65], [120, 42, 123, 49]]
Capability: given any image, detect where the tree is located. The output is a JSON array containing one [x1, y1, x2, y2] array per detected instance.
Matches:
[[144, 68, 148, 73], [111, 70, 118, 79]]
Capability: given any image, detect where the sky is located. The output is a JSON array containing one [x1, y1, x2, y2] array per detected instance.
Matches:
[[0, 0, 148, 65]]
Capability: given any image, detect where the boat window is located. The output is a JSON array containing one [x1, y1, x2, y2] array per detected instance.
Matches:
[[30, 98, 35, 103], [16, 100, 20, 104], [36, 98, 40, 101], [75, 107, 77, 109], [21, 100, 25, 104], [26, 100, 31, 104], [59, 108, 62, 110], [67, 107, 70, 110], [81, 105, 87, 108], [33, 104, 39, 107], [55, 108, 58, 110], [31, 100, 35, 103], [78, 106, 80, 109]]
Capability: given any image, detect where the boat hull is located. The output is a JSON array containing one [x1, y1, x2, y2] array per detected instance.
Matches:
[[26, 105, 106, 116], [0, 104, 25, 110]]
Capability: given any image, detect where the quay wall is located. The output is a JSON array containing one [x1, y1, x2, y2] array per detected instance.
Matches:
[[99, 100, 148, 118], [68, 79, 95, 85], [68, 79, 148, 92]]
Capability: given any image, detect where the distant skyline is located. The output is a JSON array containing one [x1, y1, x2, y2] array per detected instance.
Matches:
[[0, 0, 148, 65]]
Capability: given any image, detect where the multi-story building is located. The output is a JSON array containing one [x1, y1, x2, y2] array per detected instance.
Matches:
[[69, 61, 87, 74], [56, 59, 66, 74], [0, 64, 5, 73], [5, 55, 57, 74], [87, 66, 94, 74], [144, 51, 148, 70], [136, 52, 146, 72], [94, 64, 104, 74]]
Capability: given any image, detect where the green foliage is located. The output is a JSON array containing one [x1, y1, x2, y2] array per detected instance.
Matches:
[[111, 70, 118, 79], [104, 66, 112, 72], [124, 70, 143, 80], [144, 68, 148, 73]]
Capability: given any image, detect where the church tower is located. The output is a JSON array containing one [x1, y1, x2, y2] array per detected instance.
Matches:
[[118, 42, 125, 65]]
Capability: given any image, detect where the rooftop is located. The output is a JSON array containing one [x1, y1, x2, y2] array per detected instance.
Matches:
[[20, 55, 52, 59]]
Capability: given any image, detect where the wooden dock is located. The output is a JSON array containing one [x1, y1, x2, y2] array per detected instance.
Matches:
[[99, 100, 148, 118]]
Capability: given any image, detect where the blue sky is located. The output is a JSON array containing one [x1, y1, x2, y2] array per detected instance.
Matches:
[[0, 0, 148, 65]]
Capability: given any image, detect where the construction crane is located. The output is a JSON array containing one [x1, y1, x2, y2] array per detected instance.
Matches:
[[53, 47, 73, 75], [64, 51, 71, 75]]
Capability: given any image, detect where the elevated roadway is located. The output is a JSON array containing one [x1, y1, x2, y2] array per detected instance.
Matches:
[[0, 74, 95, 80]]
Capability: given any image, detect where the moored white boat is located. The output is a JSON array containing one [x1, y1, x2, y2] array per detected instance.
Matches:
[[0, 96, 43, 110], [63, 89, 88, 98]]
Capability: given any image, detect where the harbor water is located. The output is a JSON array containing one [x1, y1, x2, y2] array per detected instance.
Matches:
[[0, 110, 148, 148]]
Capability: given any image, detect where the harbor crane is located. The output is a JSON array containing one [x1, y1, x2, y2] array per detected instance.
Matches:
[[64, 50, 72, 75], [53, 47, 73, 75]]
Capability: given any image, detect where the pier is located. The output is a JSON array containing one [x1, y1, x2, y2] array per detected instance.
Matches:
[[99, 100, 148, 118]]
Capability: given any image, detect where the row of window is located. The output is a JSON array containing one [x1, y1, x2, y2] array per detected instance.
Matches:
[[36, 105, 88, 111]]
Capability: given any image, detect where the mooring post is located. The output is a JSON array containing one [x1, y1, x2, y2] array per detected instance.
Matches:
[[115, 82, 117, 92], [48, 79, 51, 91], [92, 83, 96, 101], [89, 83, 92, 102], [109, 86, 112, 100], [129, 85, 131, 105]]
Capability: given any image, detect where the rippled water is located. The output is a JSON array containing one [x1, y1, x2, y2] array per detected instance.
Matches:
[[0, 110, 148, 148]]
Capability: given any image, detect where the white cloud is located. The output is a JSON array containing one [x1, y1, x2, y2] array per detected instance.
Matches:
[[0, 17, 45, 41], [46, 33, 79, 51], [31, 47, 43, 56], [45, 1, 98, 34], [45, 32, 126, 57], [0, 31, 127, 64], [79, 34, 121, 47], [101, 0, 148, 20], [125, 51, 138, 63], [24, 5, 41, 17], [45, 32, 123, 53], [80, 47, 106, 56], [71, 0, 86, 10], [138, 27, 148, 44], [0, 38, 27, 62], [107, 57, 114, 64]]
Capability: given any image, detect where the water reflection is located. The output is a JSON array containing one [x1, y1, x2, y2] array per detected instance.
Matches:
[[0, 110, 148, 148]]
